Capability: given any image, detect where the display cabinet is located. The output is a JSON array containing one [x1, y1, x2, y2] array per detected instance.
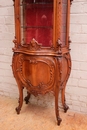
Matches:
[[12, 0, 73, 125]]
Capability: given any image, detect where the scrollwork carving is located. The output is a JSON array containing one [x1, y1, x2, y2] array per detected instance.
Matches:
[[57, 57, 62, 89], [27, 80, 46, 90], [16, 55, 55, 95]]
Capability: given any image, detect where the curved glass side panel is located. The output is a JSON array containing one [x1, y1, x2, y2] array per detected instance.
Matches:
[[61, 0, 67, 47]]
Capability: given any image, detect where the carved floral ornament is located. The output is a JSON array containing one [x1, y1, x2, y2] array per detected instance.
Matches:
[[27, 38, 42, 51]]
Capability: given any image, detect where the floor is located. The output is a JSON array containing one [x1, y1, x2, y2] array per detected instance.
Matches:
[[0, 95, 87, 130]]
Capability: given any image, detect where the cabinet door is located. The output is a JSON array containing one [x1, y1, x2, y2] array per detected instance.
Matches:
[[21, 0, 53, 47]]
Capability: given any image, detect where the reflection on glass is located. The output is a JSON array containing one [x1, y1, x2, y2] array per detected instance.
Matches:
[[21, 0, 53, 47]]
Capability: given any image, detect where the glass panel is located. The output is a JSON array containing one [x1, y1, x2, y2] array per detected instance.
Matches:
[[61, 0, 67, 47], [21, 0, 53, 47]]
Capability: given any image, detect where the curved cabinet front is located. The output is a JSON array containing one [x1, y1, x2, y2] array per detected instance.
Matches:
[[12, 53, 59, 95], [12, 50, 71, 125]]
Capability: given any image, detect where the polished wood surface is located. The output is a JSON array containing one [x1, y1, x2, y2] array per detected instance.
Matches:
[[12, 0, 72, 125]]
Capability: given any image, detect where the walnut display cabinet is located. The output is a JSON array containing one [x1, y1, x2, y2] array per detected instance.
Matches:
[[12, 0, 73, 125]]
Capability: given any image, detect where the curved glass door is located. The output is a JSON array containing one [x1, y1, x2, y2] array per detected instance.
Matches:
[[21, 0, 53, 47]]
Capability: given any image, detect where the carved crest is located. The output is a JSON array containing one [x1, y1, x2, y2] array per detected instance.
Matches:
[[27, 38, 42, 51]]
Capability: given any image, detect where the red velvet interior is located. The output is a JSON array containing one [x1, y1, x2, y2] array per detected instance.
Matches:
[[24, 0, 53, 47]]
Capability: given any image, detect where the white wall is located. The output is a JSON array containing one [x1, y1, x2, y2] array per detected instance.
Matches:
[[0, 0, 87, 114], [0, 0, 17, 97], [66, 0, 87, 113]]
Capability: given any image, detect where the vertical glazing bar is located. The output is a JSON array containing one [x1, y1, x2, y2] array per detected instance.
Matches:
[[55, 0, 62, 47], [53, 0, 56, 47], [66, 0, 70, 48], [22, 0, 26, 44], [14, 0, 21, 46]]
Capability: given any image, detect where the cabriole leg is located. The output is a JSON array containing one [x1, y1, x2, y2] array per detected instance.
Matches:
[[61, 53, 71, 113], [55, 86, 62, 125], [61, 88, 69, 113], [15, 81, 23, 114], [24, 91, 31, 104]]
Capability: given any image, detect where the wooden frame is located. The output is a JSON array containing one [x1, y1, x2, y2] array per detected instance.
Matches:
[[12, 0, 72, 125]]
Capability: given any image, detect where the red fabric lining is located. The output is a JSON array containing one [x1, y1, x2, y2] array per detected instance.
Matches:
[[24, 3, 53, 47]]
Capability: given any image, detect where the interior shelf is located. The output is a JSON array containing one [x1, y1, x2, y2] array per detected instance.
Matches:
[[20, 2, 53, 6], [21, 26, 53, 29]]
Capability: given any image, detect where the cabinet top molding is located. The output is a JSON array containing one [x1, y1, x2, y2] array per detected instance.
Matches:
[[12, 0, 73, 4]]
